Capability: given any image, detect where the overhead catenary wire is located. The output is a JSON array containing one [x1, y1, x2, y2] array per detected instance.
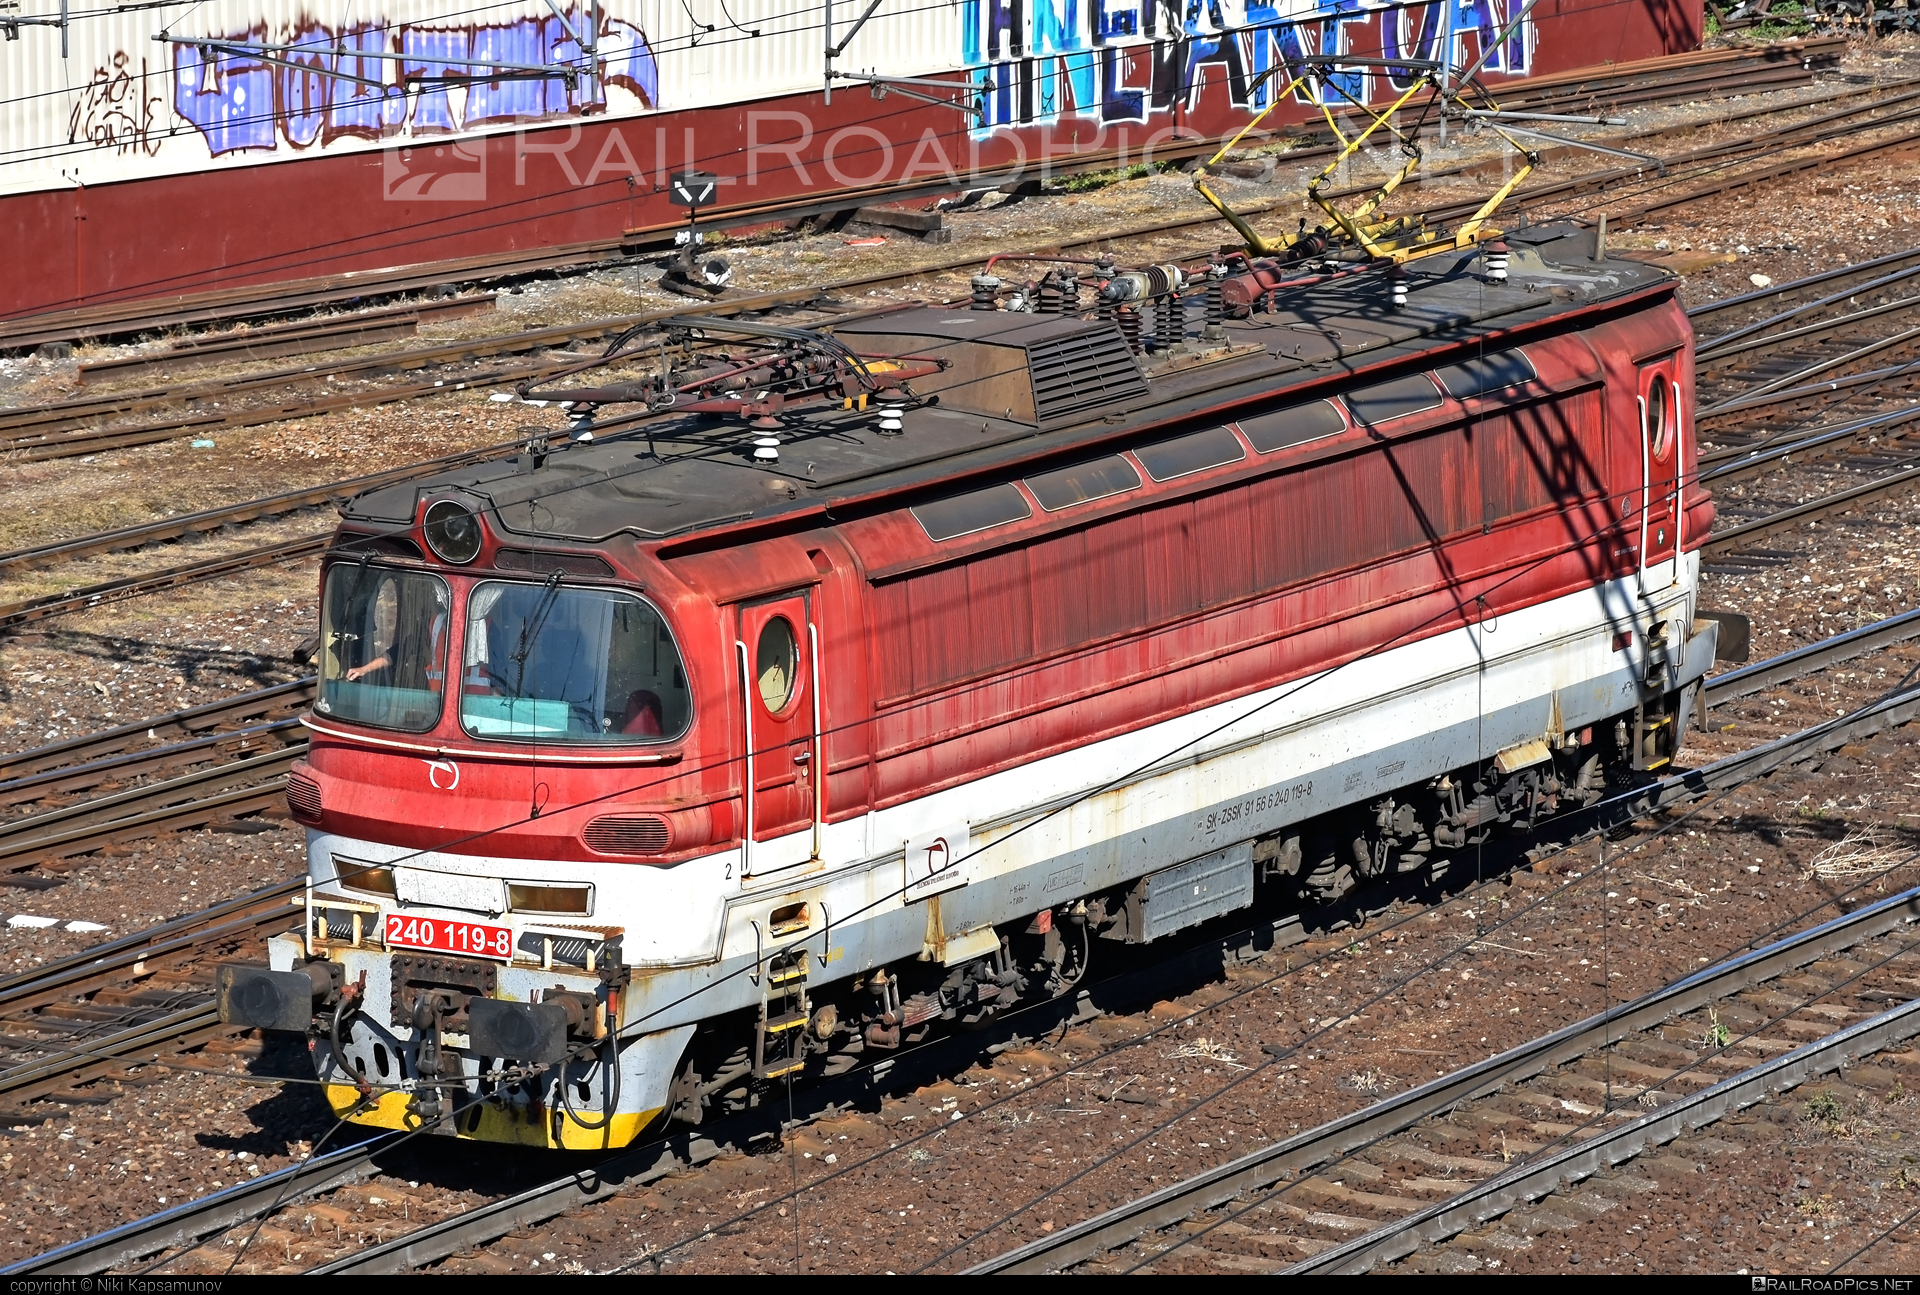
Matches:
[[11, 244, 1904, 1268], [3, 64, 1897, 330], [900, 672, 1920, 1272], [1113, 851, 1920, 1276], [597, 768, 1920, 1277]]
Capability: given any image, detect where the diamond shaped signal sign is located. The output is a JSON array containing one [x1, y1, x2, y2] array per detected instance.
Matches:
[[669, 170, 719, 209]]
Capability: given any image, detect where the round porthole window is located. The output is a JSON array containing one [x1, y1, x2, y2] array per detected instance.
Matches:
[[756, 617, 798, 714], [1647, 379, 1675, 462]]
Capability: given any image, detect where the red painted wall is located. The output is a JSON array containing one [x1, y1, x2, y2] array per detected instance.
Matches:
[[4, 0, 1702, 320]]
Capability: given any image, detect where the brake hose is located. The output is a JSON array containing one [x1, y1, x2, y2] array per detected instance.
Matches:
[[558, 1035, 622, 1132], [329, 990, 371, 1096]]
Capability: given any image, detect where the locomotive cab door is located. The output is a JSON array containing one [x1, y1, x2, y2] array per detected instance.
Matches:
[[734, 592, 822, 877], [1637, 358, 1683, 594]]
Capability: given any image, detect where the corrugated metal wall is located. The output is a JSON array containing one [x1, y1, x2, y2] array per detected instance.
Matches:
[[0, 0, 970, 197], [0, 0, 1596, 198]]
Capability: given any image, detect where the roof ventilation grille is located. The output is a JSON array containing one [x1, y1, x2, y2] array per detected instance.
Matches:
[[1025, 325, 1149, 424]]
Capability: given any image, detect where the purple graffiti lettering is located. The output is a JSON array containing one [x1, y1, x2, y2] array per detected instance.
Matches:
[[1457, 0, 1527, 74], [1382, 2, 1440, 90], [325, 26, 406, 144], [165, 8, 656, 158], [172, 33, 276, 156]]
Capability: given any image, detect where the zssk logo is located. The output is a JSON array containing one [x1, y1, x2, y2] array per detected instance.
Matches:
[[383, 140, 487, 202]]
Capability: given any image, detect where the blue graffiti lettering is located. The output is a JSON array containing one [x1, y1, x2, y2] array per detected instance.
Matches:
[[965, 0, 1536, 133], [1381, 2, 1439, 90], [171, 36, 275, 156], [167, 8, 656, 158], [1455, 0, 1527, 74], [325, 26, 406, 143]]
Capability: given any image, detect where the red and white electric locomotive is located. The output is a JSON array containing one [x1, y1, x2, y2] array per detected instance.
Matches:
[[219, 215, 1716, 1149]]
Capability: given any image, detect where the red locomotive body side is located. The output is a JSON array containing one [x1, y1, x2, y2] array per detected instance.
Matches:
[[299, 284, 1708, 868]]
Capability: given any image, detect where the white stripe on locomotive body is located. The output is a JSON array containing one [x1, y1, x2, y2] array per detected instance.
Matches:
[[304, 557, 1708, 1043]]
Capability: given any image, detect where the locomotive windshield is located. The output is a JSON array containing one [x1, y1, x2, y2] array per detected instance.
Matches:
[[316, 565, 451, 732], [460, 581, 691, 743]]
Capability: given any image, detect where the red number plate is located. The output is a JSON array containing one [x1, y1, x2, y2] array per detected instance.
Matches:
[[384, 914, 515, 961]]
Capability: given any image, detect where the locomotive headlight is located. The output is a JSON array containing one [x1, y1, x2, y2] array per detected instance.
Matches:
[[422, 499, 483, 564]]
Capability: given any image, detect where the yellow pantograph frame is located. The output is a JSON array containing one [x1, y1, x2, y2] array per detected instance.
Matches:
[[1193, 64, 1537, 266]]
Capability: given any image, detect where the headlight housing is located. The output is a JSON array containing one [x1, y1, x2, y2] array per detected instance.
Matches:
[[422, 499, 483, 564]]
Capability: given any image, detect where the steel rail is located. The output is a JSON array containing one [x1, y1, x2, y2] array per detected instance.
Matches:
[[0, 718, 305, 809], [0, 447, 525, 575], [10, 99, 1918, 613], [965, 881, 1920, 1274], [1698, 405, 1920, 475], [1705, 320, 1920, 409], [0, 1135, 399, 1276], [1687, 241, 1920, 327], [0, 880, 303, 1007], [12, 903, 1318, 1275], [0, 678, 314, 784], [0, 60, 1882, 423], [0, 1003, 222, 1100], [0, 534, 333, 631], [287, 680, 1920, 1275], [1696, 359, 1920, 427], [76, 319, 420, 387], [17, 663, 1913, 1277], [1704, 606, 1920, 709], [0, 359, 551, 447], [0, 42, 1842, 358], [71, 298, 497, 387], [0, 745, 305, 870], [1, 72, 1904, 470], [1288, 994, 1920, 1273], [1696, 291, 1920, 371], [1702, 461, 1920, 554], [1695, 259, 1920, 358]]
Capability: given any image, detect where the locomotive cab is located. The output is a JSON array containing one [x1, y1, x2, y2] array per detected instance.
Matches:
[[314, 560, 693, 746]]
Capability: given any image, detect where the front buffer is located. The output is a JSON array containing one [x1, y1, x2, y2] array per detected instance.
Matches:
[[219, 909, 691, 1150]]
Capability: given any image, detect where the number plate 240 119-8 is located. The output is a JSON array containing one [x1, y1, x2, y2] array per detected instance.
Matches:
[[384, 913, 514, 961]]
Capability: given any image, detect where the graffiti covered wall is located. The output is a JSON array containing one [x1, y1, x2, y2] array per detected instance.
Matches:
[[962, 0, 1534, 131], [1, 0, 1698, 315], [8, 0, 1562, 194]]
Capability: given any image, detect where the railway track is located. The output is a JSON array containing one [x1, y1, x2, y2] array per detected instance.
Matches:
[[71, 298, 498, 387], [967, 885, 1920, 1273], [0, 679, 312, 786], [0, 678, 313, 873], [0, 877, 303, 1116], [0, 41, 1844, 360], [8, 633, 1915, 1277], [8, 178, 1920, 649], [2, 61, 1907, 473], [0, 449, 526, 578], [3, 45, 1920, 1268]]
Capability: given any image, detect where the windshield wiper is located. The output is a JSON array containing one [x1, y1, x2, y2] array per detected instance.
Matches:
[[508, 571, 565, 699]]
